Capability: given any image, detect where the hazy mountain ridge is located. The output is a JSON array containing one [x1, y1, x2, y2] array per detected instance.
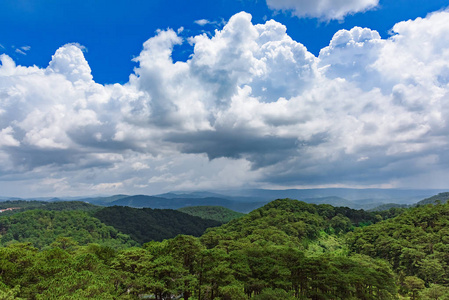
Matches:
[[106, 195, 266, 213], [1, 188, 447, 212]]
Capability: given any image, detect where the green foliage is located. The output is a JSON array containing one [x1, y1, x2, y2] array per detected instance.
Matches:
[[0, 209, 136, 249], [0, 200, 101, 218], [348, 202, 449, 292], [37, 201, 100, 212], [252, 288, 296, 300], [0, 200, 47, 210], [177, 206, 245, 223], [94, 206, 221, 244], [2, 197, 443, 299], [201, 199, 382, 250], [420, 284, 449, 300]]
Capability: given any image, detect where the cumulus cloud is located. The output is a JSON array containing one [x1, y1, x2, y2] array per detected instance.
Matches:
[[266, 0, 379, 20], [1, 10, 449, 196]]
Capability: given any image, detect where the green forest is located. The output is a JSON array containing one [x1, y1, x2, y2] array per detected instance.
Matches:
[[0, 198, 448, 299], [177, 206, 245, 223]]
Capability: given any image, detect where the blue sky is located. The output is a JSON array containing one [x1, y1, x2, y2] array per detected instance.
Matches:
[[1, 0, 449, 197]]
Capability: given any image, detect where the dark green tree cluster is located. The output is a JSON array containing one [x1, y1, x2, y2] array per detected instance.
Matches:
[[177, 206, 245, 223], [94, 206, 221, 244]]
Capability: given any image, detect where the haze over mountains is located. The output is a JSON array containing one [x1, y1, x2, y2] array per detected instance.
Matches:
[[1, 188, 447, 212]]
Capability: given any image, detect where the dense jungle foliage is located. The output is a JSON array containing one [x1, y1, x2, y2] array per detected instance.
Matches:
[[0, 198, 449, 299], [177, 206, 245, 223]]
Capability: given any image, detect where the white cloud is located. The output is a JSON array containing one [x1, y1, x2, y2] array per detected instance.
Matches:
[[1, 10, 449, 196], [132, 162, 150, 171], [194, 19, 210, 26], [91, 182, 124, 191], [266, 0, 379, 20], [0, 127, 20, 147], [46, 44, 93, 82], [15, 49, 26, 55]]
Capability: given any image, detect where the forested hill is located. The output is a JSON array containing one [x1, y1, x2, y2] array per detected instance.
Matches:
[[416, 192, 449, 205], [200, 199, 384, 249], [93, 206, 221, 243], [348, 202, 449, 289], [0, 209, 136, 249], [177, 206, 245, 223], [0, 200, 100, 215], [3, 197, 449, 299]]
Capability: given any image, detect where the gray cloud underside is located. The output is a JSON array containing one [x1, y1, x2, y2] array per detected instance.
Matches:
[[265, 0, 379, 20], [1, 10, 449, 195]]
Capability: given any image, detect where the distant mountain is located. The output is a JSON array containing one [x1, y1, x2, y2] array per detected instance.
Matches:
[[156, 191, 265, 203], [177, 206, 245, 223], [109, 195, 168, 207], [416, 192, 449, 206], [107, 195, 266, 213], [214, 188, 445, 204], [156, 191, 229, 199], [5, 188, 443, 212], [301, 196, 355, 208], [0, 197, 23, 201], [79, 194, 130, 206], [159, 188, 442, 210]]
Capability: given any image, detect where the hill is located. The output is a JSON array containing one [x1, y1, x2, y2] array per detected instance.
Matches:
[[0, 209, 136, 249], [0, 200, 47, 210], [416, 192, 449, 205], [200, 199, 383, 249], [177, 206, 245, 223], [301, 196, 355, 207], [348, 201, 449, 288], [79, 194, 130, 206], [0, 200, 101, 217], [217, 188, 445, 204], [93, 206, 221, 243], [369, 203, 409, 212]]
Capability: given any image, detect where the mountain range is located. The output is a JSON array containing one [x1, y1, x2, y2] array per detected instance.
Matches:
[[1, 188, 447, 212]]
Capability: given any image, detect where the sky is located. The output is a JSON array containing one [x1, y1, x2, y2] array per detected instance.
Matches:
[[1, 0, 449, 197]]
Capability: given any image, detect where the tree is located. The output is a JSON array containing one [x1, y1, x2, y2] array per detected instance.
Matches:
[[404, 276, 425, 300]]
